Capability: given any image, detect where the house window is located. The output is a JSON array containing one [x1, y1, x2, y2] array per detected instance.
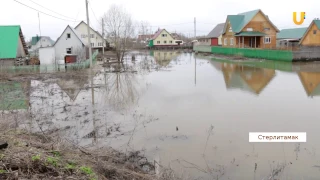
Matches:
[[230, 38, 234, 45], [162, 34, 167, 37], [164, 41, 167, 44], [169, 40, 173, 43], [91, 43, 94, 47], [91, 34, 94, 38], [206, 39, 209, 42], [229, 27, 232, 32], [247, 28, 253, 31], [67, 33, 71, 38], [264, 28, 270, 31], [224, 38, 228, 45], [313, 30, 317, 34], [157, 41, 160, 44], [264, 37, 271, 44], [66, 48, 72, 54]]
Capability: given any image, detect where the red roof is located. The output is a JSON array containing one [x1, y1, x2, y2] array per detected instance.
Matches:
[[152, 29, 165, 39], [138, 34, 154, 40]]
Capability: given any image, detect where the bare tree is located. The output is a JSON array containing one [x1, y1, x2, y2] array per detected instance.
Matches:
[[138, 21, 151, 42], [102, 5, 135, 62]]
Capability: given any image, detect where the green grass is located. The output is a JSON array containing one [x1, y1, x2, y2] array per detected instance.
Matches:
[[0, 169, 6, 174], [80, 166, 97, 180], [46, 157, 58, 167], [32, 154, 41, 161]]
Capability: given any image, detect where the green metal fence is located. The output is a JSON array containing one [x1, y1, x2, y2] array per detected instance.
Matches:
[[193, 45, 211, 53], [0, 50, 99, 74], [211, 46, 293, 62], [193, 45, 294, 62]]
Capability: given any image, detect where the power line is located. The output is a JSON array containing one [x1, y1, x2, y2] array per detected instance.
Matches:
[[88, 1, 100, 25], [27, 0, 76, 20], [14, 0, 76, 22]]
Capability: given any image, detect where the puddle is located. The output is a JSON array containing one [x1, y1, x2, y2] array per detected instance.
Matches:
[[2, 50, 320, 179]]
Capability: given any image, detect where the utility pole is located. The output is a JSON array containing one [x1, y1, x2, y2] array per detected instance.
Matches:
[[102, 18, 105, 55], [194, 17, 196, 40], [38, 12, 42, 47], [85, 0, 93, 67]]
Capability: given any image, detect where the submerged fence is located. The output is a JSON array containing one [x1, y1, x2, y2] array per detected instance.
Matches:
[[194, 46, 294, 62], [0, 50, 99, 74]]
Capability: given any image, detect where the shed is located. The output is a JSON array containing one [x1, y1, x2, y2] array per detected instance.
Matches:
[[0, 25, 28, 66]]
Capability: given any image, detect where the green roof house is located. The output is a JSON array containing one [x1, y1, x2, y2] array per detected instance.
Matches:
[[0, 25, 28, 66], [30, 36, 55, 52], [222, 9, 279, 49], [276, 27, 308, 49]]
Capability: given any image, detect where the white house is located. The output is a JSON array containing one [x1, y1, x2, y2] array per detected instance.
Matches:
[[30, 36, 55, 51], [74, 21, 107, 51], [39, 25, 87, 65]]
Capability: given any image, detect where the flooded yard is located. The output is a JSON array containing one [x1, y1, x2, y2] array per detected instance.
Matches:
[[2, 51, 320, 179]]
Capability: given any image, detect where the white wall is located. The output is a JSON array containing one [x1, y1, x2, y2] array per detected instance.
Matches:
[[75, 22, 105, 48], [16, 36, 26, 57], [218, 35, 222, 45], [39, 47, 55, 65], [31, 37, 54, 51], [54, 27, 86, 61]]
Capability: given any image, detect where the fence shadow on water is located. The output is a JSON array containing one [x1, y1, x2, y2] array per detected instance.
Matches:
[[0, 51, 99, 74]]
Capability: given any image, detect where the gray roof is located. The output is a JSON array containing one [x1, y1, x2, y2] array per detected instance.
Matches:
[[207, 23, 225, 38]]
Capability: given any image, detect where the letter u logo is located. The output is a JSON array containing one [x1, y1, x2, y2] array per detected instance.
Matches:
[[293, 12, 305, 25]]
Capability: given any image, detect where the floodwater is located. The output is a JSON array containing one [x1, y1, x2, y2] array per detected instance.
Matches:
[[3, 51, 320, 179]]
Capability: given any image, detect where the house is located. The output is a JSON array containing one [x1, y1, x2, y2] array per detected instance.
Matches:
[[221, 9, 279, 49], [299, 19, 320, 46], [0, 25, 28, 66], [74, 21, 107, 52], [30, 36, 55, 52], [207, 23, 225, 46], [276, 27, 307, 49], [39, 25, 87, 65], [137, 34, 154, 43], [197, 23, 225, 46], [148, 29, 183, 47]]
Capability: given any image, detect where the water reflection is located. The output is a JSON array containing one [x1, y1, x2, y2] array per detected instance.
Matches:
[[151, 50, 180, 67], [0, 81, 30, 111], [298, 72, 320, 97], [212, 62, 276, 95], [5, 52, 320, 179]]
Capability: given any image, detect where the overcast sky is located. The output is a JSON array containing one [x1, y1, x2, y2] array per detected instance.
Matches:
[[2, 0, 319, 41]]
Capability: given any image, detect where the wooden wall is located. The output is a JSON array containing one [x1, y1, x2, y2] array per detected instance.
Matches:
[[300, 23, 320, 46]]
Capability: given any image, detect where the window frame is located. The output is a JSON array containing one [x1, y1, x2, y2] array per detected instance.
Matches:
[[66, 47, 72, 54], [224, 38, 228, 45], [67, 33, 71, 39], [313, 30, 317, 34], [230, 38, 234, 45], [264, 37, 271, 44]]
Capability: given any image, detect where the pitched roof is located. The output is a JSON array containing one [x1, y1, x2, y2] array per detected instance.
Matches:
[[315, 20, 320, 29], [75, 21, 104, 39], [31, 36, 41, 45], [53, 25, 85, 46], [0, 25, 28, 59], [222, 9, 279, 34], [31, 36, 55, 46], [299, 20, 320, 45], [234, 31, 266, 36], [277, 27, 307, 39], [207, 23, 225, 38], [152, 29, 164, 39]]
